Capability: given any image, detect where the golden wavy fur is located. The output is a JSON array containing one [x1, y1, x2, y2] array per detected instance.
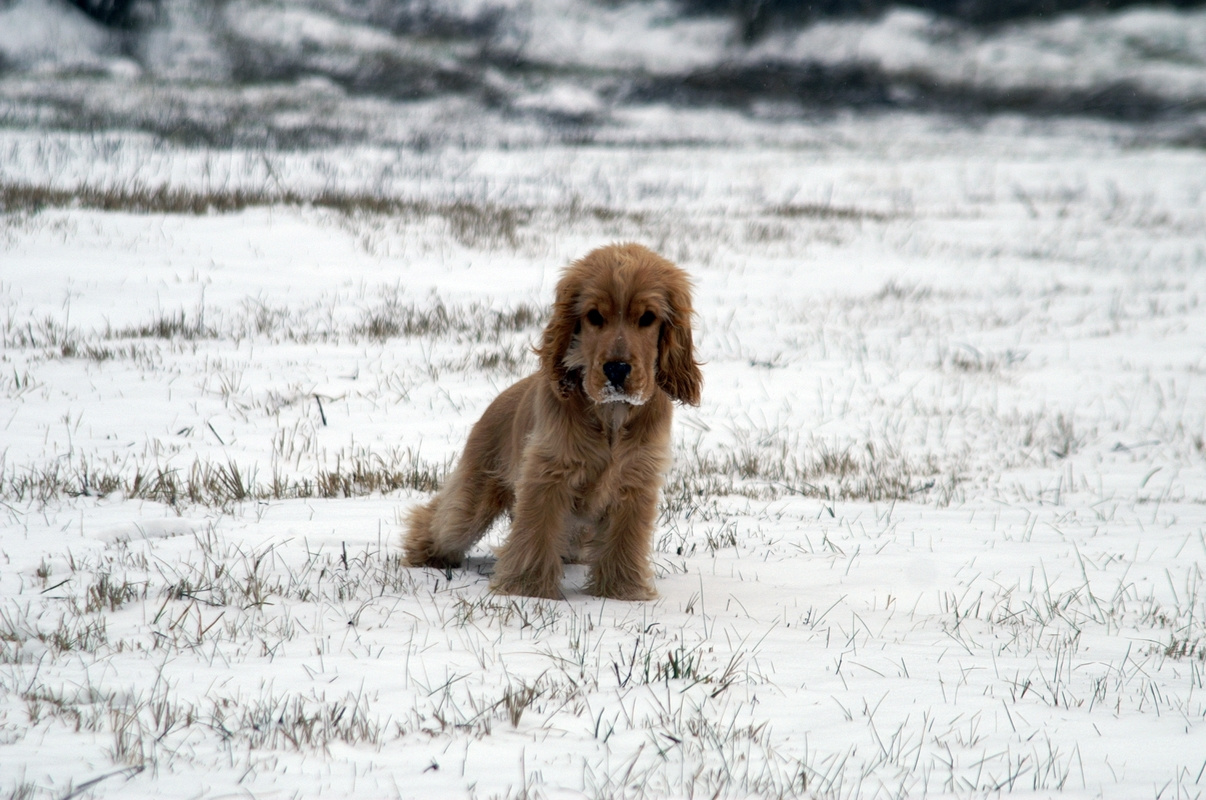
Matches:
[[402, 243, 702, 600]]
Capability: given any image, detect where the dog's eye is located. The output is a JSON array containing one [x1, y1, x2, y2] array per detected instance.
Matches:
[[638, 310, 656, 328], [586, 309, 606, 327]]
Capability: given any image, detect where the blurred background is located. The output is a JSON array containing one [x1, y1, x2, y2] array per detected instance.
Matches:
[[3, 0, 1205, 149]]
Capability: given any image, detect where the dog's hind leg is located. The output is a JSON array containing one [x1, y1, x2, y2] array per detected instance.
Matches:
[[403, 464, 508, 569]]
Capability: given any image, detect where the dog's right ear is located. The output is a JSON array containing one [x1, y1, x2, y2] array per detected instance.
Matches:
[[536, 264, 583, 398]]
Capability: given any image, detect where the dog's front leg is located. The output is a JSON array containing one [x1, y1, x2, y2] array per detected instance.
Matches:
[[585, 483, 659, 601], [490, 448, 572, 599]]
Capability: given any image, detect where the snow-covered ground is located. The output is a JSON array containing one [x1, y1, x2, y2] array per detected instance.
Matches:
[[3, 108, 1205, 798], [2, 1, 1206, 798]]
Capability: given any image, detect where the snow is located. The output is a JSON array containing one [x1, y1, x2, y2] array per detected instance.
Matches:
[[2, 1, 1206, 798], [0, 0, 119, 74], [2, 111, 1205, 798]]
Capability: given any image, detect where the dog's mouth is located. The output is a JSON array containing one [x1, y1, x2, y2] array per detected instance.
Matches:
[[596, 384, 648, 406]]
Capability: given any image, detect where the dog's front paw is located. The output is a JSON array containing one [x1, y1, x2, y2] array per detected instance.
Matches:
[[489, 573, 563, 600], [585, 572, 657, 602], [490, 537, 565, 599]]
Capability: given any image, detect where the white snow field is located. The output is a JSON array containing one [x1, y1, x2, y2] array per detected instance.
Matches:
[[2, 107, 1206, 798]]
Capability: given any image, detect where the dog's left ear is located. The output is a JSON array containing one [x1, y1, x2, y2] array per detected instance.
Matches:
[[658, 270, 703, 406], [537, 265, 584, 398]]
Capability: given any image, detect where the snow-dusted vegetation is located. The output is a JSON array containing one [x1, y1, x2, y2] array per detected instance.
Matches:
[[2, 1, 1206, 798]]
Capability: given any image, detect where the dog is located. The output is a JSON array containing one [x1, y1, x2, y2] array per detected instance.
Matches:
[[402, 243, 702, 600]]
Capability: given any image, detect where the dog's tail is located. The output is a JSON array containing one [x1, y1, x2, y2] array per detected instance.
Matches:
[[401, 500, 446, 567]]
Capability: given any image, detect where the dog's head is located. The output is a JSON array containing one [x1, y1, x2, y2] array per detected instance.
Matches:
[[538, 243, 702, 407]]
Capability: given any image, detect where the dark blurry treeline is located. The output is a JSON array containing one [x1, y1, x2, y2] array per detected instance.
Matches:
[[68, 0, 145, 27], [691, 0, 1205, 26], [65, 0, 1206, 31]]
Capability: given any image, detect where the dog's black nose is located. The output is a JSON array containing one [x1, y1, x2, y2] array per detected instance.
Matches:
[[603, 361, 631, 389]]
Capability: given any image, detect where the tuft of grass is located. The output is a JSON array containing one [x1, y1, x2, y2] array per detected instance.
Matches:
[[355, 294, 541, 343], [500, 681, 542, 728], [149, 532, 423, 623], [767, 202, 893, 222], [0, 182, 533, 247], [942, 344, 1028, 373], [42, 616, 109, 656], [662, 434, 958, 518], [234, 690, 384, 752], [315, 450, 443, 498], [4, 783, 38, 800], [85, 572, 147, 614], [1, 368, 39, 397], [1024, 413, 1082, 460], [472, 344, 531, 374], [23, 683, 113, 733], [703, 521, 739, 554], [1163, 637, 1206, 661], [3, 290, 542, 361], [113, 311, 215, 341], [1, 448, 446, 509], [610, 629, 746, 697]]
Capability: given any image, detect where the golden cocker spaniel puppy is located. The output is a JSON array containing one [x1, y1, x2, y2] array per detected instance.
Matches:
[[403, 243, 702, 600]]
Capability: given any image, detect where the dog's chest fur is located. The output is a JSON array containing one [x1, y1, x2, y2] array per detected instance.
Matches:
[[564, 402, 668, 521]]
